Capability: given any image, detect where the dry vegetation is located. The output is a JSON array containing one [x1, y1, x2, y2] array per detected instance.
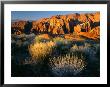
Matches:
[[28, 41, 55, 63], [11, 33, 100, 77], [48, 53, 86, 76]]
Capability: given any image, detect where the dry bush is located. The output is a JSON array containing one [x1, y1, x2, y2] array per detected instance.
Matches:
[[34, 34, 51, 43], [53, 37, 65, 43], [70, 43, 100, 62], [48, 53, 86, 76], [11, 33, 36, 64], [70, 43, 91, 53], [28, 41, 56, 63], [53, 37, 72, 46]]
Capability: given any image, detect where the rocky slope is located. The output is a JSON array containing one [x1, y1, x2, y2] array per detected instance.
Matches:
[[11, 12, 100, 39]]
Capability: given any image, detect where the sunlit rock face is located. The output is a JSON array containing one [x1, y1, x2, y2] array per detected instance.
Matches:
[[11, 12, 100, 39], [11, 21, 27, 34]]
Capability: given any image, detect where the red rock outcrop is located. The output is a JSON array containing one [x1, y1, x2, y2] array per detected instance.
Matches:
[[11, 12, 100, 38], [11, 21, 27, 35]]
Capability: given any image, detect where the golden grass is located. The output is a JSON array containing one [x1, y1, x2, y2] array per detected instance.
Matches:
[[28, 41, 56, 62]]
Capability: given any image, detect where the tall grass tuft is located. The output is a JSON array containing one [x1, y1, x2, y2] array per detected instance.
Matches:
[[48, 53, 86, 76]]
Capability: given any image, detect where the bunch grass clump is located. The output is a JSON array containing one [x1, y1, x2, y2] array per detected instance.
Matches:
[[48, 53, 86, 76]]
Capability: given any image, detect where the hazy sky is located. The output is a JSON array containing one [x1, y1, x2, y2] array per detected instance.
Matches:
[[11, 11, 97, 21]]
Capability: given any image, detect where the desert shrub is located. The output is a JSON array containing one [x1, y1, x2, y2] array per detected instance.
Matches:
[[70, 43, 92, 54], [53, 37, 72, 44], [12, 33, 36, 47], [52, 37, 65, 47], [34, 35, 51, 43], [94, 44, 100, 55], [53, 37, 65, 42], [48, 53, 86, 76], [11, 34, 36, 65], [70, 43, 100, 76], [16, 40, 23, 47], [70, 43, 100, 63], [84, 42, 91, 47], [34, 36, 43, 43], [12, 33, 35, 41], [28, 41, 56, 63], [52, 37, 73, 55], [17, 33, 26, 38]]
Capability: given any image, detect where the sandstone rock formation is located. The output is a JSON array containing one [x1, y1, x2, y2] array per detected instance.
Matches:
[[11, 21, 27, 35], [11, 12, 100, 39]]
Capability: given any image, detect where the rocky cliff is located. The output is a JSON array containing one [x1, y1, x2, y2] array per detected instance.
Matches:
[[11, 12, 100, 37]]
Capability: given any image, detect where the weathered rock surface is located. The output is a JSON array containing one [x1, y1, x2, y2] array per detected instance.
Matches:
[[11, 12, 100, 39]]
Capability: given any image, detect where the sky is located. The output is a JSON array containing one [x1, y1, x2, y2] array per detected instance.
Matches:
[[11, 11, 97, 21]]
